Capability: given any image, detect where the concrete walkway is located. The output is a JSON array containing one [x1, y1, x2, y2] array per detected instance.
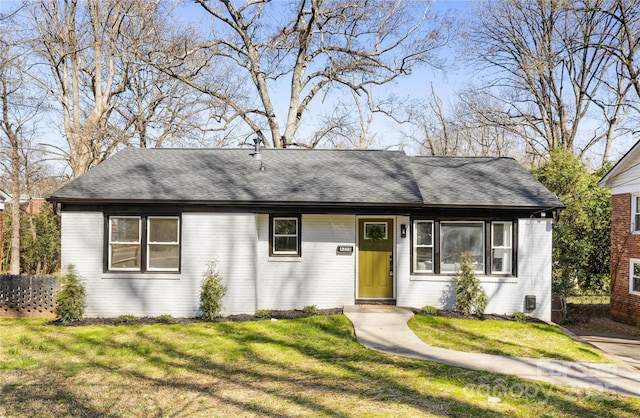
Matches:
[[567, 330, 640, 371], [343, 305, 640, 398]]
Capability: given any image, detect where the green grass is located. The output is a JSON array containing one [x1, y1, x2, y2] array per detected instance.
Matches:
[[1, 316, 638, 417], [566, 295, 610, 305], [408, 314, 611, 362]]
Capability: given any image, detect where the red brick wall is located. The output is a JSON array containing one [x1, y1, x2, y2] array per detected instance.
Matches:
[[610, 193, 640, 325]]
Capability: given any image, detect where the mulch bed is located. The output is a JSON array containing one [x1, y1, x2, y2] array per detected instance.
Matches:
[[48, 307, 549, 326], [410, 308, 547, 324], [48, 308, 344, 326]]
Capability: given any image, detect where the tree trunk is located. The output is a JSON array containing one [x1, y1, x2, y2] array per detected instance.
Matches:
[[10, 148, 20, 275]]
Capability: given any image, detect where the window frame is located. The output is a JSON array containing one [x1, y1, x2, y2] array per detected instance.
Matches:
[[413, 220, 434, 273], [440, 221, 485, 274], [146, 216, 181, 272], [411, 219, 516, 276], [105, 214, 181, 273], [491, 221, 513, 274], [108, 216, 142, 272], [630, 258, 640, 296], [364, 222, 388, 240], [632, 195, 640, 234], [270, 214, 302, 256]]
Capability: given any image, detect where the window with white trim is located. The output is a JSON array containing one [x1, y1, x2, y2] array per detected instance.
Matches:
[[147, 217, 180, 271], [109, 216, 142, 270], [633, 196, 640, 233], [630, 259, 640, 295], [413, 221, 433, 272], [491, 222, 512, 274], [107, 215, 180, 272], [271, 215, 301, 256], [364, 222, 388, 240], [411, 220, 516, 276]]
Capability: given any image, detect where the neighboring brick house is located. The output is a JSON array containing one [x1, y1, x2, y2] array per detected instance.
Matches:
[[600, 140, 640, 326]]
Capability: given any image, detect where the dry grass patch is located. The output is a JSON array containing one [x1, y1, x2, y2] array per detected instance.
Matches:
[[1, 316, 639, 417]]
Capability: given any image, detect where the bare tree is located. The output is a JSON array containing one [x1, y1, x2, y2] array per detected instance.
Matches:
[[583, 0, 640, 165], [29, 0, 134, 177], [465, 0, 618, 159], [600, 0, 640, 98], [400, 86, 519, 158], [0, 4, 43, 274], [160, 0, 452, 149], [108, 1, 215, 149]]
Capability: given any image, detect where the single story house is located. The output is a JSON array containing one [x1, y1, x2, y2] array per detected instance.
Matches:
[[600, 140, 640, 326], [48, 148, 563, 320]]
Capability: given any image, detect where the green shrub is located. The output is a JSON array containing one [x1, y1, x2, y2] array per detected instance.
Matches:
[[199, 261, 227, 320], [255, 309, 272, 319], [421, 305, 438, 315], [55, 265, 85, 323], [156, 314, 173, 324], [453, 253, 487, 316], [115, 314, 137, 325], [302, 305, 319, 315], [512, 311, 527, 322]]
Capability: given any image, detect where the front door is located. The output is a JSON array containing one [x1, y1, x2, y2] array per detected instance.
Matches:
[[358, 218, 394, 298]]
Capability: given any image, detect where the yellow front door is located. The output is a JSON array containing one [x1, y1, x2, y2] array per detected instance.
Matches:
[[358, 218, 394, 298]]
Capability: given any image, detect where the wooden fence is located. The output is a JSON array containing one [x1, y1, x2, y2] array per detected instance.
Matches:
[[0, 274, 58, 318]]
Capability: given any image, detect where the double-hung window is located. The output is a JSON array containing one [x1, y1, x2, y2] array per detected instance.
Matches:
[[270, 215, 301, 256], [633, 196, 640, 233], [109, 216, 141, 270], [630, 259, 640, 295], [412, 220, 515, 276], [107, 215, 180, 272], [147, 217, 180, 271], [491, 222, 513, 274], [413, 221, 433, 272]]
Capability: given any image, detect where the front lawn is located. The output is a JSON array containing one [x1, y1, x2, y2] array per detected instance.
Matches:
[[408, 314, 610, 362], [1, 316, 638, 417]]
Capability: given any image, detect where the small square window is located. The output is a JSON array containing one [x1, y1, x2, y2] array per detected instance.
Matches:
[[271, 216, 301, 256], [364, 223, 388, 240]]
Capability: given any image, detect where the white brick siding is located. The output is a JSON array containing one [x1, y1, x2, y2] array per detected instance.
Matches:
[[256, 214, 356, 310], [396, 219, 552, 321], [62, 212, 552, 320]]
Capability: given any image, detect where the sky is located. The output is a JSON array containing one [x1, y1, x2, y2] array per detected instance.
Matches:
[[1, 0, 635, 174]]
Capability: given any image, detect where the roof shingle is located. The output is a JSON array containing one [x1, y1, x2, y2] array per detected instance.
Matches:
[[49, 148, 562, 209]]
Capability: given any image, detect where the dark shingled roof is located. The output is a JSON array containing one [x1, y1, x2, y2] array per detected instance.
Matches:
[[410, 156, 563, 208], [49, 148, 562, 209]]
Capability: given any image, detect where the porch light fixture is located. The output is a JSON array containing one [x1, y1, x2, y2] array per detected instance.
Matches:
[[400, 224, 407, 238]]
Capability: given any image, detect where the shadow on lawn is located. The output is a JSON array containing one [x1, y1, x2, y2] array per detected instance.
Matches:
[[409, 314, 603, 362], [1, 316, 639, 417]]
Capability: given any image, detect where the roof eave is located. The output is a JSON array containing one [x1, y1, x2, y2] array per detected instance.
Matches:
[[49, 196, 565, 211], [599, 139, 640, 188], [48, 197, 424, 208]]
